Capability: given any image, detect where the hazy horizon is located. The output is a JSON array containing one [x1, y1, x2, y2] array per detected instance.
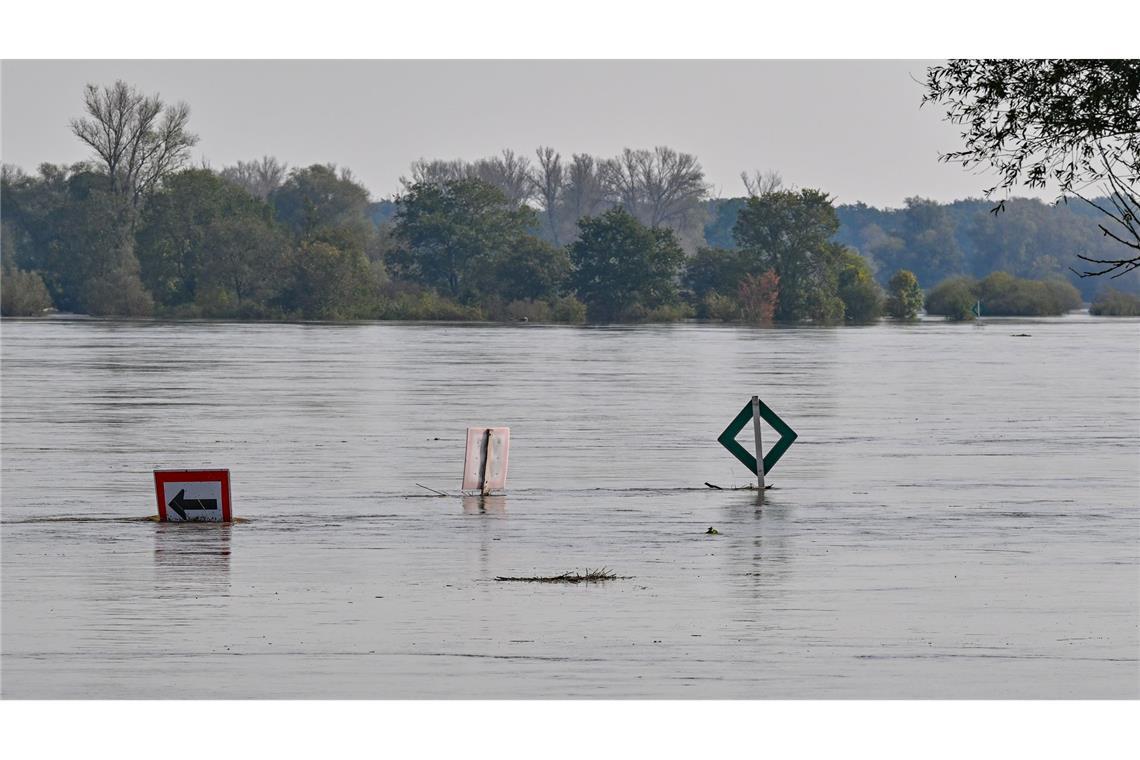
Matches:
[[0, 59, 1054, 208]]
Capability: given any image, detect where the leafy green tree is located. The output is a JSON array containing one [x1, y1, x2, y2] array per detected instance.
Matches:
[[836, 250, 884, 322], [835, 196, 1139, 301], [732, 189, 849, 322], [195, 218, 291, 316], [927, 272, 1082, 319], [136, 169, 281, 308], [886, 269, 924, 319], [701, 291, 740, 321], [682, 247, 751, 300], [2, 164, 151, 315], [271, 165, 373, 249], [1, 267, 54, 316], [44, 171, 152, 316], [898, 197, 965, 285], [289, 240, 372, 320], [390, 179, 538, 301], [925, 276, 977, 321], [569, 207, 686, 322], [1090, 288, 1140, 316], [483, 235, 570, 302], [1042, 278, 1084, 312], [701, 198, 748, 249], [1, 164, 82, 278], [924, 59, 1140, 277], [976, 272, 1081, 316]]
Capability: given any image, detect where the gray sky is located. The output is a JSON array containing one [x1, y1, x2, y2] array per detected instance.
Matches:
[[1, 60, 1028, 207]]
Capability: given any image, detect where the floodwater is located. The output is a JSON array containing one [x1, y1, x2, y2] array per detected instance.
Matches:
[[1, 315, 1137, 698]]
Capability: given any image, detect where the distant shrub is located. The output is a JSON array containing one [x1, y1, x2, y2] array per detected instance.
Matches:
[[837, 266, 884, 323], [927, 272, 1083, 319], [977, 272, 1080, 316], [1042, 278, 1083, 312], [504, 299, 551, 322], [83, 269, 154, 317], [925, 276, 978, 320], [737, 270, 780, 324], [549, 295, 587, 324], [372, 290, 483, 321], [1, 268, 54, 316], [643, 302, 694, 322], [194, 286, 240, 318], [702, 291, 741, 322], [482, 295, 585, 323], [811, 292, 848, 324], [886, 269, 923, 319], [1090, 288, 1140, 316]]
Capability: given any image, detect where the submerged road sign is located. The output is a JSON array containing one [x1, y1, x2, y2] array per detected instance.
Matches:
[[717, 397, 798, 478], [154, 469, 232, 522], [463, 427, 510, 494]]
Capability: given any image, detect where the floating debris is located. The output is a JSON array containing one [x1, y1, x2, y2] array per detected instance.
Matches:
[[704, 482, 772, 490], [495, 568, 627, 584], [706, 527, 720, 535]]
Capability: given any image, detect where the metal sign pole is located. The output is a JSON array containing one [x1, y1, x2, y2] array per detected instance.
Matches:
[[479, 428, 492, 495], [751, 395, 765, 499]]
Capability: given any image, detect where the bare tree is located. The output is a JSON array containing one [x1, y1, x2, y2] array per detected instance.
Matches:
[[401, 150, 535, 206], [472, 149, 535, 205], [69, 80, 198, 209], [600, 149, 645, 220], [531, 147, 565, 244], [741, 169, 783, 198], [599, 146, 709, 234], [638, 146, 708, 229], [564, 153, 608, 222], [220, 156, 289, 200], [400, 158, 472, 190]]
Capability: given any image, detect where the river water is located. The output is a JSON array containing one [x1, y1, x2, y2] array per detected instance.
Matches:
[[1, 315, 1137, 698]]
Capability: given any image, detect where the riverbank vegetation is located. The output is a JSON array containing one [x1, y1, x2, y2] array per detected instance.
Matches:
[[925, 272, 1083, 320], [1089, 288, 1140, 316], [3, 80, 1138, 323]]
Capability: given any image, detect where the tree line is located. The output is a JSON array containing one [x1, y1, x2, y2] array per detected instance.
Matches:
[[2, 79, 1134, 321]]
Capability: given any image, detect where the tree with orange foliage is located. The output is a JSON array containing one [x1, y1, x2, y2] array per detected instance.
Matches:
[[737, 270, 779, 324]]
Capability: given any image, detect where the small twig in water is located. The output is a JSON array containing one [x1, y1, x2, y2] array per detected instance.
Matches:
[[415, 483, 450, 497]]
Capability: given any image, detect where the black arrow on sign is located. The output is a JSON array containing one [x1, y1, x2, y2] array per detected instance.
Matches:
[[168, 489, 218, 520]]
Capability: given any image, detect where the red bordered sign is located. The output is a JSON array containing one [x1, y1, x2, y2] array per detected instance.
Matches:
[[154, 469, 232, 522]]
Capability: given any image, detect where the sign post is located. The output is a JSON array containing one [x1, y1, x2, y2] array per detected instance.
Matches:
[[154, 469, 232, 522], [716, 397, 797, 497], [751, 395, 765, 495]]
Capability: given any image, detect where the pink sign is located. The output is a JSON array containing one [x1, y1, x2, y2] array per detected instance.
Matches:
[[462, 427, 510, 493]]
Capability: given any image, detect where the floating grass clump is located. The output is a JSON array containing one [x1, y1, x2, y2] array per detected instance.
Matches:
[[495, 567, 627, 584]]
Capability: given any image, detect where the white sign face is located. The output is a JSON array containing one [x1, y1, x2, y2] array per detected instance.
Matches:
[[462, 427, 510, 493], [162, 480, 224, 522]]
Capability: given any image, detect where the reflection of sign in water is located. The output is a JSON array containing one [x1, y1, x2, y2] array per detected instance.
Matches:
[[154, 469, 232, 522], [462, 428, 510, 494]]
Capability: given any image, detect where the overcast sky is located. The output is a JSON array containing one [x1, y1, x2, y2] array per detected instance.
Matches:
[[1, 60, 1032, 208]]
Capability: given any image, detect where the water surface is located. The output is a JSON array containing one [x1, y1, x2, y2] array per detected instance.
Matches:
[[2, 315, 1137, 697]]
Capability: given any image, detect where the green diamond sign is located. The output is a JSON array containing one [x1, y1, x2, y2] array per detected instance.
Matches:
[[717, 398, 798, 476]]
